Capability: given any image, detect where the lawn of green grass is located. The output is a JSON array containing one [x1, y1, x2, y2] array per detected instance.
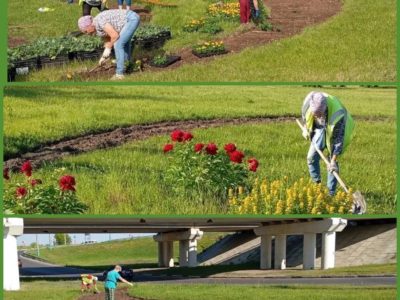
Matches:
[[9, 0, 239, 48], [4, 86, 395, 158], [21, 0, 396, 82], [4, 280, 82, 300], [4, 281, 396, 300], [4, 86, 396, 214], [25, 233, 224, 268], [18, 120, 395, 214], [130, 284, 396, 300]]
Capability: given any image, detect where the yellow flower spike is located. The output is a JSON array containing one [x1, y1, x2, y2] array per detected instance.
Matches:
[[238, 186, 244, 195]]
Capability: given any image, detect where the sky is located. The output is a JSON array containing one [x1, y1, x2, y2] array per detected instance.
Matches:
[[17, 233, 154, 246]]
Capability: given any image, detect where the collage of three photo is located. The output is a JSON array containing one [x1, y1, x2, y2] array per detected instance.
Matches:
[[2, 0, 397, 299]]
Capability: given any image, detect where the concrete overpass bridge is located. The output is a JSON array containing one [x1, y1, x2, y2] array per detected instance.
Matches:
[[2, 217, 388, 291]]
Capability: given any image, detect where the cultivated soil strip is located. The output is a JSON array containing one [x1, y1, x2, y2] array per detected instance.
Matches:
[[4, 116, 295, 170], [4, 115, 390, 171], [78, 288, 149, 300], [165, 0, 342, 68], [80, 0, 342, 79]]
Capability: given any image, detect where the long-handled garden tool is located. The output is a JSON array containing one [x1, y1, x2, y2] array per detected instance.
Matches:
[[296, 119, 366, 214]]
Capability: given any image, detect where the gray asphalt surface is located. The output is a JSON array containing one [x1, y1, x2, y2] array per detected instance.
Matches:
[[19, 253, 97, 277]]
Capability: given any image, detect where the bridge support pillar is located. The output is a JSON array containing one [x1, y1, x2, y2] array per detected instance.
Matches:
[[3, 218, 24, 291], [254, 218, 347, 271], [274, 235, 286, 270], [260, 234, 272, 269], [154, 228, 203, 268], [321, 231, 336, 270], [303, 233, 316, 270]]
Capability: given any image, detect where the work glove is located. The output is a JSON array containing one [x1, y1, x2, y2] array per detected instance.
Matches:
[[99, 47, 112, 65], [254, 10, 260, 18], [302, 128, 309, 140], [328, 161, 338, 173]]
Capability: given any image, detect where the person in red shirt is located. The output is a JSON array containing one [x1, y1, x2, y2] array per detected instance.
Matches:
[[239, 0, 259, 24]]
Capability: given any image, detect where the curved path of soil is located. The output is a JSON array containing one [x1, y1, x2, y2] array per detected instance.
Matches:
[[4, 115, 390, 171], [82, 0, 342, 78], [164, 0, 342, 69]]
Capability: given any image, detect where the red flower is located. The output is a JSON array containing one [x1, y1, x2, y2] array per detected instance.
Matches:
[[229, 150, 245, 163], [205, 143, 218, 155], [171, 130, 185, 142], [29, 179, 42, 187], [16, 187, 27, 198], [248, 158, 259, 172], [21, 161, 32, 177], [182, 132, 194, 141], [224, 143, 236, 153], [3, 167, 10, 180], [59, 175, 76, 191], [194, 143, 204, 153], [163, 143, 174, 153]]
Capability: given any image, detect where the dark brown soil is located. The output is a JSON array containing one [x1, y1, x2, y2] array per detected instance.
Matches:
[[8, 36, 28, 48], [4, 116, 296, 171], [78, 288, 150, 300]]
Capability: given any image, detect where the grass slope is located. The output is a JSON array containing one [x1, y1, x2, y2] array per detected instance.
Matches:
[[4, 86, 395, 158], [21, 0, 396, 82], [23, 120, 396, 214], [26, 233, 224, 268]]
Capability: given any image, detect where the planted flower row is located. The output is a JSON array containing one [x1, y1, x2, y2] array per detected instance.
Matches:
[[3, 161, 88, 214], [228, 177, 354, 215], [162, 130, 259, 201], [8, 25, 172, 70], [192, 41, 227, 58], [207, 2, 240, 20]]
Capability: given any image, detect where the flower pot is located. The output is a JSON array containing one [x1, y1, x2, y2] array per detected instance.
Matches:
[[148, 55, 181, 68], [39, 54, 70, 68], [14, 57, 40, 71], [76, 49, 103, 60], [7, 68, 16, 82], [192, 49, 228, 58]]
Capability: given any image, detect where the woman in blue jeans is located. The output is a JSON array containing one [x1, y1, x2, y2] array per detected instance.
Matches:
[[78, 9, 140, 80]]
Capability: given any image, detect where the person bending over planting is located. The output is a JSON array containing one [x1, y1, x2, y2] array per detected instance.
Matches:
[[80, 274, 99, 294], [104, 265, 133, 300], [301, 91, 354, 195], [78, 9, 140, 80]]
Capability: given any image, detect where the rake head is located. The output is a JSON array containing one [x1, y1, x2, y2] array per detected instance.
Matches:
[[352, 190, 367, 214]]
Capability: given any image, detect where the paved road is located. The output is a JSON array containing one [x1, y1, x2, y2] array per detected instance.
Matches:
[[19, 253, 97, 277]]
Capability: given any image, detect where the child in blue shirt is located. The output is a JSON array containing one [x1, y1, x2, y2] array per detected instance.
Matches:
[[104, 265, 133, 300]]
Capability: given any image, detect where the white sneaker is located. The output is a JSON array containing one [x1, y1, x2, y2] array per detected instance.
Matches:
[[111, 74, 125, 80]]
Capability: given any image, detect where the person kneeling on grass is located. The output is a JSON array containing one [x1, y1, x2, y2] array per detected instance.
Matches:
[[78, 9, 140, 80], [80, 274, 99, 294], [105, 265, 133, 300], [301, 91, 355, 196]]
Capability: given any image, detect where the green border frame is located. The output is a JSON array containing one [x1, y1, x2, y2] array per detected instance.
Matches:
[[0, 0, 398, 297]]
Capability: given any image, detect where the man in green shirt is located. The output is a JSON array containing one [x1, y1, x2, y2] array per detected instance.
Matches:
[[104, 265, 133, 300]]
